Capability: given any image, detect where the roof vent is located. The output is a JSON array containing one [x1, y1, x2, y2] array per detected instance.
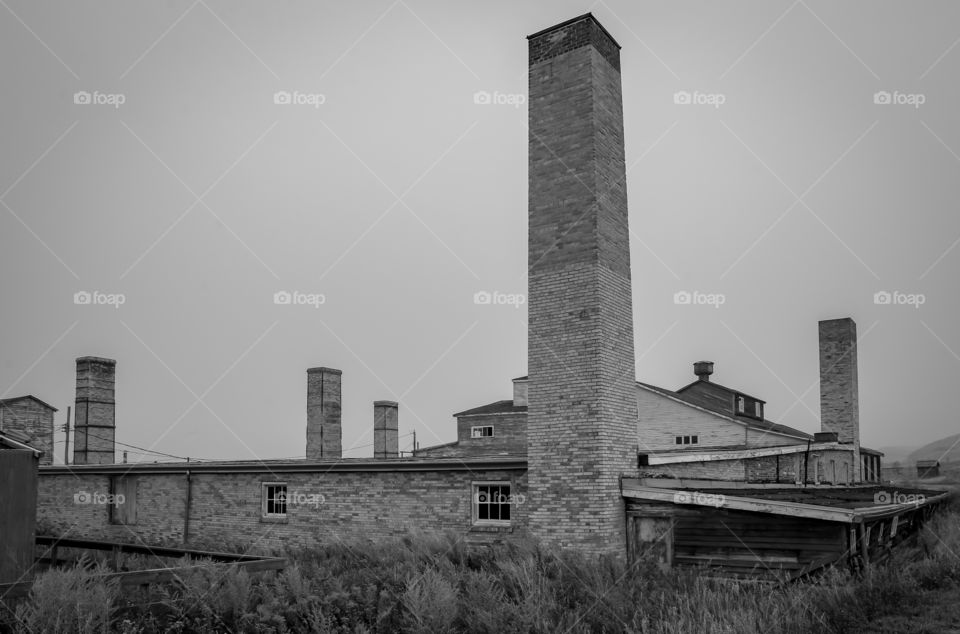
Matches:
[[693, 361, 714, 381]]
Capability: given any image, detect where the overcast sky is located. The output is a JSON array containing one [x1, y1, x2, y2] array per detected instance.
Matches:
[[2, 1, 958, 464]]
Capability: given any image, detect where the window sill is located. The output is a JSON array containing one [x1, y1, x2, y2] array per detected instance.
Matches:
[[260, 515, 289, 524], [470, 524, 513, 533]]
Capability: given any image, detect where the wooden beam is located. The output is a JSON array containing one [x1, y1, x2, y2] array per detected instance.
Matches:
[[621, 483, 862, 523], [0, 558, 287, 600]]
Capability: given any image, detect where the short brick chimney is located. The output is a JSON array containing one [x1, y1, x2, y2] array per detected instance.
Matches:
[[818, 318, 860, 481], [693, 361, 714, 381], [512, 377, 528, 407], [306, 367, 342, 460], [73, 357, 116, 465], [373, 401, 399, 459]]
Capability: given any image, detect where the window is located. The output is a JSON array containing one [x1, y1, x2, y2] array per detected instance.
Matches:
[[754, 401, 763, 419], [473, 482, 513, 525], [736, 396, 745, 414], [261, 482, 288, 518], [675, 435, 699, 445], [471, 426, 494, 438], [109, 476, 137, 525]]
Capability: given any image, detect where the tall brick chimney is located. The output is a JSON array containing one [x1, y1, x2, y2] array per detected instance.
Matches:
[[306, 367, 342, 460], [373, 401, 398, 459], [526, 14, 638, 554], [819, 318, 860, 481], [73, 357, 116, 465]]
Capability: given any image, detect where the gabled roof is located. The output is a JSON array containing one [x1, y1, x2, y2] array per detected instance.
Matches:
[[0, 431, 43, 456], [0, 395, 58, 412], [453, 400, 527, 417], [636, 381, 813, 441], [676, 379, 766, 404]]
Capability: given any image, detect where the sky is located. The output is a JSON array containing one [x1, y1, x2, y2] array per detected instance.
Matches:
[[1, 0, 958, 464]]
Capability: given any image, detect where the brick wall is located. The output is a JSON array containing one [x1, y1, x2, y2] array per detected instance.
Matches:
[[455, 413, 526, 456], [38, 466, 528, 551], [0, 398, 55, 465]]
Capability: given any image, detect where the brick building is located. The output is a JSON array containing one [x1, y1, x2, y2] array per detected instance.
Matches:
[[0, 396, 56, 466], [26, 14, 903, 565]]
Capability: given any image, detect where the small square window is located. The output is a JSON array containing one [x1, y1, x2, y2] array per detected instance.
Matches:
[[691, 435, 698, 444], [473, 482, 513, 525], [471, 426, 494, 438], [675, 436, 683, 445], [262, 483, 288, 518]]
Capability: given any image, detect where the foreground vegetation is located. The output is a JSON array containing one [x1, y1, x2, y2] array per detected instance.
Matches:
[[3, 495, 958, 633]]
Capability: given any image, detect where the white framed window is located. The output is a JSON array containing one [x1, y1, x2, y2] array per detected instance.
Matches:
[[754, 401, 763, 419], [261, 482, 288, 518], [473, 482, 513, 525], [471, 425, 494, 439], [675, 435, 699, 445], [736, 396, 745, 414]]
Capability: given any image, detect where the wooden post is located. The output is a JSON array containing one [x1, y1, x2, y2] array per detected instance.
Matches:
[[63, 406, 71, 465]]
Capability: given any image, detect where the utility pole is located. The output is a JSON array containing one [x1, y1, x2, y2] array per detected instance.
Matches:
[[63, 405, 71, 465]]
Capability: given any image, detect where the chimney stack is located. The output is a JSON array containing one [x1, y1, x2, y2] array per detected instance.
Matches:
[[73, 357, 116, 465], [818, 318, 860, 481], [373, 401, 398, 459], [512, 377, 528, 407], [693, 361, 714, 381], [525, 14, 638, 554], [306, 367, 342, 460]]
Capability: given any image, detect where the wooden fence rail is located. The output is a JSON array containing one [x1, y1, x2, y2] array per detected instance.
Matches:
[[0, 536, 286, 601]]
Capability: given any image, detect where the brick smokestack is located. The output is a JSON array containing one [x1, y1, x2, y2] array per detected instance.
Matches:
[[819, 318, 860, 481], [526, 14, 638, 554], [73, 357, 116, 465], [373, 401, 398, 459], [306, 367, 342, 460]]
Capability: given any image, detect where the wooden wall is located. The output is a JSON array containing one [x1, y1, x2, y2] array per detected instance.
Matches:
[[0, 449, 37, 583]]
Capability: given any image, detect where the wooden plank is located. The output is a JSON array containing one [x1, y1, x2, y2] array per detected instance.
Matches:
[[34, 536, 269, 563], [621, 484, 861, 522], [0, 558, 286, 600]]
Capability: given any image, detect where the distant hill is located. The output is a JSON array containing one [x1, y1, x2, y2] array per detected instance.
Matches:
[[876, 445, 918, 465], [908, 433, 960, 465]]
